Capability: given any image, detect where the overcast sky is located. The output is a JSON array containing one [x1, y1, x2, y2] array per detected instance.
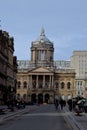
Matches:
[[0, 0, 87, 60]]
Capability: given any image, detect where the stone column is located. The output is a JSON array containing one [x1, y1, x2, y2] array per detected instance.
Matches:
[[31, 50, 33, 61], [28, 75, 30, 90], [28, 76, 30, 89], [39, 50, 40, 60], [36, 75, 38, 88], [52, 75, 54, 88], [49, 75, 51, 88], [32, 51, 34, 61], [31, 75, 32, 89], [26, 75, 30, 102], [43, 75, 45, 88], [39, 50, 41, 61]]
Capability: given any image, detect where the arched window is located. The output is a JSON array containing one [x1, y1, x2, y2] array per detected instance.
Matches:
[[61, 82, 65, 89], [17, 81, 21, 89], [23, 81, 27, 89], [67, 82, 71, 89]]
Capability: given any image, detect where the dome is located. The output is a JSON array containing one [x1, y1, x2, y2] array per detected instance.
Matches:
[[34, 28, 52, 43]]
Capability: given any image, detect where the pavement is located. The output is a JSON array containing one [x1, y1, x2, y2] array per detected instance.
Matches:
[[0, 105, 39, 124], [63, 105, 87, 130], [0, 104, 87, 130]]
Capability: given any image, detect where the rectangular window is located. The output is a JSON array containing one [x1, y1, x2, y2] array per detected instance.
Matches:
[[41, 50, 45, 60]]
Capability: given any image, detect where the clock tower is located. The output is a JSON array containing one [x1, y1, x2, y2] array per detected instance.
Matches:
[[30, 28, 54, 68]]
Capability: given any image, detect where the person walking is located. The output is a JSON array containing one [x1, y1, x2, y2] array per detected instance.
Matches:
[[54, 95, 59, 110], [67, 99, 72, 111], [59, 98, 64, 110]]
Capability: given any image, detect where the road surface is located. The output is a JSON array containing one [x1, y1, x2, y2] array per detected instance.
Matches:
[[0, 104, 72, 130]]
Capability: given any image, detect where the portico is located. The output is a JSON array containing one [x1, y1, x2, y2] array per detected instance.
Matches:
[[29, 74, 54, 89]]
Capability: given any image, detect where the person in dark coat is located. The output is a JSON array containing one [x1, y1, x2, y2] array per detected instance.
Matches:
[[60, 98, 65, 110], [54, 95, 59, 110], [67, 99, 73, 111]]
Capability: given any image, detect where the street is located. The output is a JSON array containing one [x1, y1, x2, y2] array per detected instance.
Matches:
[[0, 104, 72, 130]]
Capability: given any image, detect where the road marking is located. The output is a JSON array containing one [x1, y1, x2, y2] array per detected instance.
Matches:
[[23, 112, 70, 117]]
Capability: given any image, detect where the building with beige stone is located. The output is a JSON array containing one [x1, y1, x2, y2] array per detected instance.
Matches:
[[17, 28, 76, 104]]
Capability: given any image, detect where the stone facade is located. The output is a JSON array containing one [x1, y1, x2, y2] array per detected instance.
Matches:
[[0, 30, 17, 105], [70, 51, 87, 96], [17, 29, 76, 104]]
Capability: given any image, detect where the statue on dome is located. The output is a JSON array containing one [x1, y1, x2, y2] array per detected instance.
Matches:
[[41, 27, 45, 36]]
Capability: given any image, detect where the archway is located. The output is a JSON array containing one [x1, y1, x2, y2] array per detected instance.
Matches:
[[38, 94, 43, 104], [45, 94, 49, 103], [31, 94, 36, 103]]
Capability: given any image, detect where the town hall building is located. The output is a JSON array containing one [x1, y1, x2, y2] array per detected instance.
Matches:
[[17, 28, 76, 104]]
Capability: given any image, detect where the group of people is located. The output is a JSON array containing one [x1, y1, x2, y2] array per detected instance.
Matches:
[[6, 97, 26, 111], [54, 95, 66, 110], [54, 95, 86, 113]]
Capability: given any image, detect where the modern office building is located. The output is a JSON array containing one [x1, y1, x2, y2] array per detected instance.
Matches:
[[70, 51, 87, 96]]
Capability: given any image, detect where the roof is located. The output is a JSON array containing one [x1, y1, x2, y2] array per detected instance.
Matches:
[[28, 66, 54, 74], [33, 28, 52, 44]]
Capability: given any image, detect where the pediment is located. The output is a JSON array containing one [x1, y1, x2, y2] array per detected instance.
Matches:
[[29, 67, 52, 73]]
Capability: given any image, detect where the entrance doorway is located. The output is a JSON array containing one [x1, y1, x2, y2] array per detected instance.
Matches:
[[45, 94, 49, 103], [38, 94, 43, 104], [31, 94, 36, 103]]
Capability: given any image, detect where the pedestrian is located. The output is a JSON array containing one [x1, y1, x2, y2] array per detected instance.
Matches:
[[67, 99, 72, 111], [59, 98, 64, 110], [54, 95, 59, 110]]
